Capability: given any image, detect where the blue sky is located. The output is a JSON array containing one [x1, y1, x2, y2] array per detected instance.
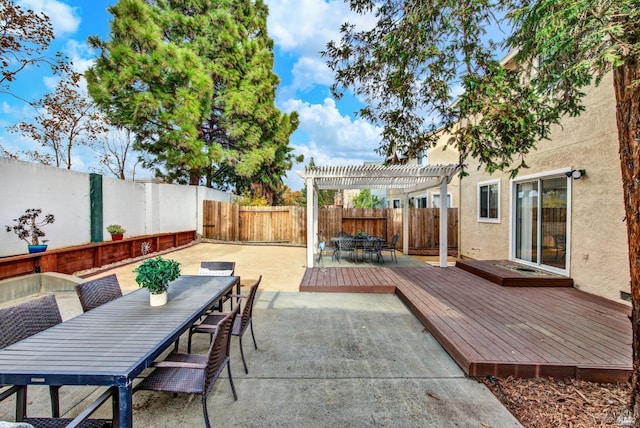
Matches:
[[0, 0, 384, 190]]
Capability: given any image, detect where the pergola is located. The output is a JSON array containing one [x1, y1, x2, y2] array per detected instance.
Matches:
[[298, 163, 460, 268]]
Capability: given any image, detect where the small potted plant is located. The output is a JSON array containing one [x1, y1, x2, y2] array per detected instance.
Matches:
[[5, 208, 55, 253], [106, 224, 126, 241], [133, 256, 181, 306]]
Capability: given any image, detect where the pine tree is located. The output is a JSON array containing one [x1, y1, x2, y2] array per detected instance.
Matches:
[[87, 0, 299, 191]]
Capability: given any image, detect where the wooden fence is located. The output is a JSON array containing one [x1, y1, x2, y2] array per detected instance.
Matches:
[[202, 201, 458, 253]]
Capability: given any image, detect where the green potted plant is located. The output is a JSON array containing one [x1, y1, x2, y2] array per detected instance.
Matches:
[[5, 208, 55, 253], [106, 224, 126, 241], [133, 256, 181, 306]]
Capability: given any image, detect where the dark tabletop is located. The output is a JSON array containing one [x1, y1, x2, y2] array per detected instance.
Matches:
[[0, 275, 239, 386]]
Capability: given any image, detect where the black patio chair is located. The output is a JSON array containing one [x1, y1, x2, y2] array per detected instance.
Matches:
[[188, 275, 262, 374], [363, 237, 384, 263], [75, 274, 123, 312], [379, 234, 399, 263], [134, 306, 239, 428], [336, 237, 358, 263]]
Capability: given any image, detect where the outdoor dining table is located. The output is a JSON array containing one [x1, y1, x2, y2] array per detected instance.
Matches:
[[0, 274, 240, 428], [330, 236, 384, 262]]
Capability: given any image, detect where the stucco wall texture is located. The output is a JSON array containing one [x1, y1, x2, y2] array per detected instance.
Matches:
[[459, 73, 630, 303]]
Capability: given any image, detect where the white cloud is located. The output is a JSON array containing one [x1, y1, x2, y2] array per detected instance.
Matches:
[[18, 0, 81, 37], [282, 97, 383, 189], [284, 56, 333, 96], [266, 0, 376, 97], [266, 0, 374, 56], [65, 39, 96, 73]]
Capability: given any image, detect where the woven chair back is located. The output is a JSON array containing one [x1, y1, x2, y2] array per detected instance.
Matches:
[[238, 276, 261, 335], [75, 274, 122, 312], [0, 294, 62, 349], [204, 305, 238, 395]]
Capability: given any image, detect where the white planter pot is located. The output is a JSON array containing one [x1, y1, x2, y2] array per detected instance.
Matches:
[[149, 291, 168, 306]]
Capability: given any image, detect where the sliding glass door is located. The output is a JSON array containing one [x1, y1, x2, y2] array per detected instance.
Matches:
[[514, 175, 568, 271]]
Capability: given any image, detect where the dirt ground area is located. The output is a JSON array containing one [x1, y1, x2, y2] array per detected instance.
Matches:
[[478, 376, 632, 427]]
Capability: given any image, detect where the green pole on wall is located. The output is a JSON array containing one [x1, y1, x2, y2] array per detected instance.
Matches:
[[90, 173, 103, 242]]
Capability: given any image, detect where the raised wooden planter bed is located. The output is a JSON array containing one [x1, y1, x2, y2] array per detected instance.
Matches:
[[0, 230, 196, 280]]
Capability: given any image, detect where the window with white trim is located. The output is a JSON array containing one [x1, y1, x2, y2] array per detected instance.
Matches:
[[478, 180, 500, 222]]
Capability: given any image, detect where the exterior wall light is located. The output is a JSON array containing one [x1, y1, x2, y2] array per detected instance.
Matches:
[[565, 169, 586, 179]]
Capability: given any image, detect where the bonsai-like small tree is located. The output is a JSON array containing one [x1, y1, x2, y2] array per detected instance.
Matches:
[[5, 208, 55, 246], [133, 256, 181, 295]]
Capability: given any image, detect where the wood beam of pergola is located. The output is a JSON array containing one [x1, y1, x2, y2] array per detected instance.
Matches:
[[298, 163, 460, 268]]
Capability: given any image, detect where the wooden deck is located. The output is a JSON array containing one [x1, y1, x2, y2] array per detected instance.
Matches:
[[300, 266, 631, 383], [456, 259, 574, 287]]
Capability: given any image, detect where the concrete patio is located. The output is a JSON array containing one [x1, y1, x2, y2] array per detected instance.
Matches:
[[0, 243, 521, 427]]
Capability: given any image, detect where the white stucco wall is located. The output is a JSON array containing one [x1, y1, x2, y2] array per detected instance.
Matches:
[[0, 158, 233, 257], [459, 73, 630, 303], [1, 158, 90, 255], [102, 176, 146, 241]]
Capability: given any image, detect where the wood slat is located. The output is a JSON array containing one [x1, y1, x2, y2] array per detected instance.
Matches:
[[298, 265, 632, 383]]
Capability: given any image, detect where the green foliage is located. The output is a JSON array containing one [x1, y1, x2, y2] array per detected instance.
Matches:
[[279, 187, 305, 206], [87, 0, 299, 191], [325, 0, 640, 410], [352, 189, 383, 208], [106, 224, 126, 234], [298, 185, 338, 207], [5, 208, 55, 246], [235, 189, 269, 206], [323, 0, 639, 178], [133, 256, 181, 294]]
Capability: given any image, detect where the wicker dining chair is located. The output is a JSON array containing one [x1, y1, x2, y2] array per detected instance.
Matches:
[[188, 275, 262, 374], [74, 274, 123, 312], [0, 295, 63, 419], [198, 261, 235, 276], [134, 307, 239, 428]]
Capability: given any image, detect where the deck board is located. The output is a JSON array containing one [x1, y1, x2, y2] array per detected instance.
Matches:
[[299, 265, 631, 382]]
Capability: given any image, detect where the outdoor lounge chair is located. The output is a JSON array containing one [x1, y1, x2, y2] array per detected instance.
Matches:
[[379, 234, 399, 263], [0, 295, 63, 420], [134, 307, 239, 428], [75, 274, 123, 312], [198, 261, 235, 276], [188, 275, 262, 374]]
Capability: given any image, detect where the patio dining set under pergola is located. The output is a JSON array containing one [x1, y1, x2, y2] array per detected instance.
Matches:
[[299, 163, 460, 268]]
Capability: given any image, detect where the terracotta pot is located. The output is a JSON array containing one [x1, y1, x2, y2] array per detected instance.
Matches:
[[111, 233, 124, 241], [149, 291, 167, 306]]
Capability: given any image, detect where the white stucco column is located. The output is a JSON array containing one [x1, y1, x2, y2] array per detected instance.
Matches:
[[402, 193, 409, 255], [305, 177, 316, 267], [439, 178, 448, 268]]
